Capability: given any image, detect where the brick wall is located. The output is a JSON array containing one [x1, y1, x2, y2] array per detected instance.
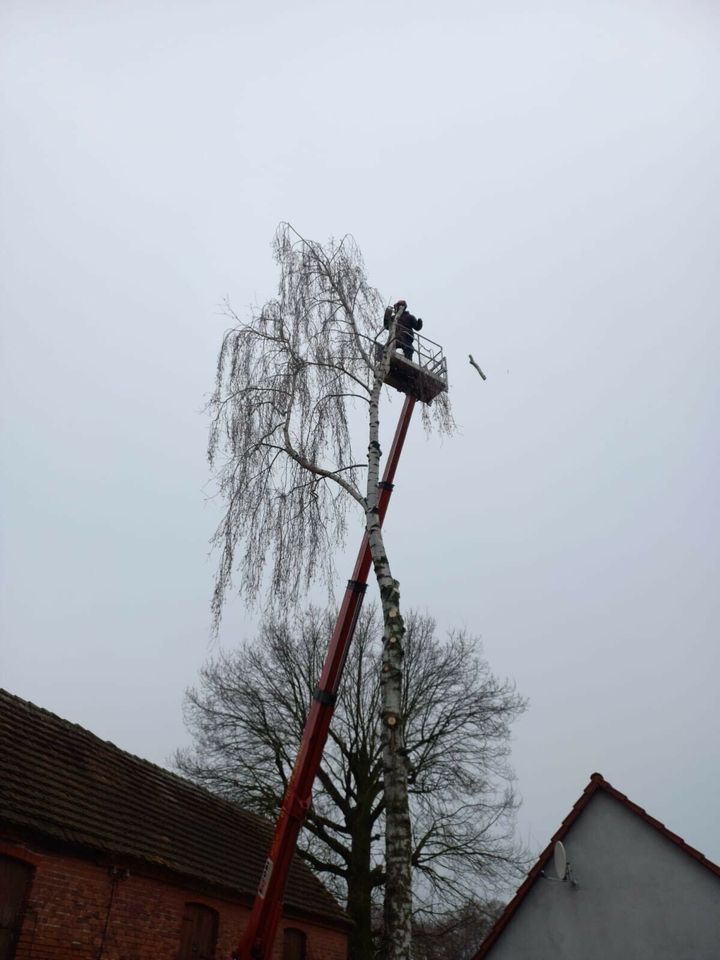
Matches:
[[1, 838, 347, 960]]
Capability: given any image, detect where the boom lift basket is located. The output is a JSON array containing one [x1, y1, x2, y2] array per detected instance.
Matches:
[[376, 332, 448, 404]]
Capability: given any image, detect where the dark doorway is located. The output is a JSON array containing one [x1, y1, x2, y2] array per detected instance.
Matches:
[[177, 903, 219, 960], [0, 856, 33, 960]]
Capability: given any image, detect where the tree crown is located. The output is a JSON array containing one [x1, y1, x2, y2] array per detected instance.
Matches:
[[177, 605, 527, 916], [208, 224, 452, 628]]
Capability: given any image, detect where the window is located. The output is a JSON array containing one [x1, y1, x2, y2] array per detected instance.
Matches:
[[282, 927, 307, 960], [0, 855, 34, 960], [177, 903, 219, 960]]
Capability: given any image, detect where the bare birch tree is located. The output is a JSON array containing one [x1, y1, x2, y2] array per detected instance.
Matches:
[[177, 606, 526, 960], [208, 224, 452, 960]]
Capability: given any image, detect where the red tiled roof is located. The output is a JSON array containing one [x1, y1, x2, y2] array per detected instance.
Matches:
[[472, 772, 720, 959], [0, 688, 347, 926]]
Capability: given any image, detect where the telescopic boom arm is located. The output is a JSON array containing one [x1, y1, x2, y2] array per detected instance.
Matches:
[[236, 394, 417, 960]]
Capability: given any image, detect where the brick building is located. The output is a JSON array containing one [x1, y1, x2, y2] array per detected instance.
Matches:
[[0, 689, 350, 960]]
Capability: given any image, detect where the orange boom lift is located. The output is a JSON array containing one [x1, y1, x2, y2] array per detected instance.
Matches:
[[237, 320, 447, 960]]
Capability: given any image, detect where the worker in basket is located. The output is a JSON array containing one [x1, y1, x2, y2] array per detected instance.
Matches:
[[383, 299, 423, 362]]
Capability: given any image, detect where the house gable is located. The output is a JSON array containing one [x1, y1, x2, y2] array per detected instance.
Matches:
[[474, 773, 720, 960]]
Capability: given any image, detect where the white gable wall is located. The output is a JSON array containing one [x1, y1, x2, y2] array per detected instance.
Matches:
[[486, 792, 720, 960]]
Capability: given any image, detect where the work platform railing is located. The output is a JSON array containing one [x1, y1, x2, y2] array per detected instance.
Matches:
[[376, 330, 448, 404]]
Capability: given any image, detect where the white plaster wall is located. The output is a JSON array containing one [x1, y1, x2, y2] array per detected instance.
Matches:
[[486, 793, 720, 960]]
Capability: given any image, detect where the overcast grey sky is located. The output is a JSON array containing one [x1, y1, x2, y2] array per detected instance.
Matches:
[[2, 0, 718, 873]]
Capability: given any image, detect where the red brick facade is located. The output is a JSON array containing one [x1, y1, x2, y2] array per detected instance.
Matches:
[[1, 837, 347, 960]]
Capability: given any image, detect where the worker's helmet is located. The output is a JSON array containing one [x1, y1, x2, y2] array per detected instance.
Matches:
[[394, 299, 407, 310]]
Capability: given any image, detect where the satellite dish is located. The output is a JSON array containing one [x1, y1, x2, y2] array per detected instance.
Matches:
[[553, 841, 568, 881]]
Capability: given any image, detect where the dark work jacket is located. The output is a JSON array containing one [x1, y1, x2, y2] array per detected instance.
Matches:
[[384, 309, 422, 345]]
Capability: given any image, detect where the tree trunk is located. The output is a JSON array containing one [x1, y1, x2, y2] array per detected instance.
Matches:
[[365, 318, 413, 960]]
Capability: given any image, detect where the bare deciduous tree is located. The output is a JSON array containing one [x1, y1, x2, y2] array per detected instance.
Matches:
[[177, 607, 527, 960], [207, 224, 452, 959]]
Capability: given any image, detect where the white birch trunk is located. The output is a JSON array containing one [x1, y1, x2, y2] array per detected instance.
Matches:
[[366, 311, 413, 960]]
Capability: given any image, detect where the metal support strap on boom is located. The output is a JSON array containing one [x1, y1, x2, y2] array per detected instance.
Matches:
[[236, 393, 417, 960]]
